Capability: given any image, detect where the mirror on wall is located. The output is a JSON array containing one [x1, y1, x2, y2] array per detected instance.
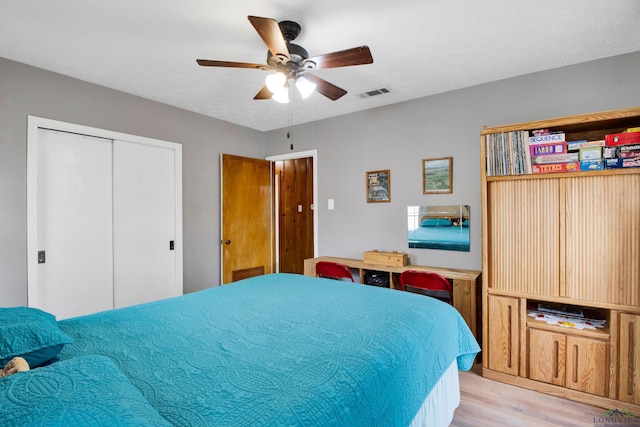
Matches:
[[407, 205, 470, 252]]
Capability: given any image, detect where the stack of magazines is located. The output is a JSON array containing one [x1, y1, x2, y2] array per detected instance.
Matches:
[[527, 303, 606, 330]]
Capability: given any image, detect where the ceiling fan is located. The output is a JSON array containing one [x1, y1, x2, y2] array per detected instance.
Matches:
[[196, 16, 373, 102]]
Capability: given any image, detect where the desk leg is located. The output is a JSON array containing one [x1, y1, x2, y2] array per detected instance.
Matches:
[[453, 279, 476, 338]]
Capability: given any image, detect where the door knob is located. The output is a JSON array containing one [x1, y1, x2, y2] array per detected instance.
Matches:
[[224, 240, 231, 245]]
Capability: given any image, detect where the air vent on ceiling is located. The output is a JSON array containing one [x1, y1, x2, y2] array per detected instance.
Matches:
[[359, 87, 391, 98]]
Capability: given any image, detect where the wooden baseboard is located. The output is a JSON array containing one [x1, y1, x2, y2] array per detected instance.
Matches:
[[482, 368, 640, 415]]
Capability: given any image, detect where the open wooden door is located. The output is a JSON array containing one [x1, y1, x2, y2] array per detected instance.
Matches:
[[221, 154, 273, 284]]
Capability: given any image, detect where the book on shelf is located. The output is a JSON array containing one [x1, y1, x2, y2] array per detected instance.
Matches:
[[485, 130, 531, 176]]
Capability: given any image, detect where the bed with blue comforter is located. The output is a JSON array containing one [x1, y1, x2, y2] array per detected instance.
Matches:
[[0, 273, 479, 426]]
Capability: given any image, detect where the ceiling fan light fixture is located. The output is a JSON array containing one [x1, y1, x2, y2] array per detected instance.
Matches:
[[265, 72, 287, 93], [295, 76, 316, 99], [271, 86, 290, 103]]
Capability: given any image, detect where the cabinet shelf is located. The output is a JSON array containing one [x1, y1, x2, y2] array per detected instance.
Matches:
[[526, 318, 609, 340]]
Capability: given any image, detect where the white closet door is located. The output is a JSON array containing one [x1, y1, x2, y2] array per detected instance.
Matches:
[[36, 129, 114, 319], [113, 140, 177, 308]]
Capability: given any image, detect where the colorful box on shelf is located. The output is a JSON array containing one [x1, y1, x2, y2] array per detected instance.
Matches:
[[580, 159, 604, 171], [567, 139, 605, 151], [529, 142, 567, 156], [605, 131, 640, 147], [363, 250, 407, 267], [579, 146, 602, 160], [605, 158, 640, 169], [531, 162, 580, 174]]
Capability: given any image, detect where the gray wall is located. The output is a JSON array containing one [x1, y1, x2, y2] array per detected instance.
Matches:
[[2, 52, 639, 307], [0, 57, 265, 306], [265, 52, 640, 271]]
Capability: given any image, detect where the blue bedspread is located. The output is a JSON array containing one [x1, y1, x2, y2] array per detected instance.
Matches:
[[57, 273, 480, 426]]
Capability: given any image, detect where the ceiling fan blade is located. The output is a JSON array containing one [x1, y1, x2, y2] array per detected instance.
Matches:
[[254, 86, 273, 100], [196, 59, 269, 70], [304, 74, 347, 101], [302, 46, 373, 70], [248, 16, 290, 63]]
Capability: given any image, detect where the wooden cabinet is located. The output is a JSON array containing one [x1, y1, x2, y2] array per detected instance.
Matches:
[[481, 106, 640, 412], [619, 313, 640, 404]]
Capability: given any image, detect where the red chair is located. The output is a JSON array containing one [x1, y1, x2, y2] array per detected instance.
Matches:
[[315, 261, 354, 282], [399, 270, 453, 304]]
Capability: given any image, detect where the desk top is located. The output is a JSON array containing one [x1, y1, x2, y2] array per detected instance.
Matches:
[[306, 256, 481, 281]]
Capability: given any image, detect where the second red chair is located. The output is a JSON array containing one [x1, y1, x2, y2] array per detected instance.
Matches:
[[399, 270, 452, 304]]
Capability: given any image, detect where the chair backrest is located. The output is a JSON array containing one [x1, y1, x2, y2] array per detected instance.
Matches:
[[399, 270, 452, 304], [315, 261, 354, 282]]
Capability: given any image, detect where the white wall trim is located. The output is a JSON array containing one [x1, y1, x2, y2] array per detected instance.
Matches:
[[266, 149, 319, 257]]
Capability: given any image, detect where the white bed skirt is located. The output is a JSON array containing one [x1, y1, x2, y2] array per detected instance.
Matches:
[[410, 360, 460, 427]]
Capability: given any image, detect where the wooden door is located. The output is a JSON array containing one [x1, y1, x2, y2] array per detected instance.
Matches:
[[619, 313, 640, 404], [35, 129, 114, 319], [487, 295, 520, 375], [565, 335, 608, 396], [274, 158, 314, 274], [528, 328, 566, 386], [221, 154, 272, 284]]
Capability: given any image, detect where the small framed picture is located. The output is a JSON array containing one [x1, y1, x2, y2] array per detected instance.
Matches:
[[366, 170, 390, 203], [423, 157, 452, 194]]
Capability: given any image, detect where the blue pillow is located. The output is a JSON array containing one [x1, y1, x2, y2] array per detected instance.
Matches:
[[0, 355, 172, 426], [0, 307, 73, 367], [420, 218, 452, 227]]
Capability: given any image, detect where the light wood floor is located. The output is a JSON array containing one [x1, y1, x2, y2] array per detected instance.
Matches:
[[451, 365, 605, 427]]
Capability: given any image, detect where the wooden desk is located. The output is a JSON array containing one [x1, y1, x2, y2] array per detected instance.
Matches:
[[304, 256, 482, 339]]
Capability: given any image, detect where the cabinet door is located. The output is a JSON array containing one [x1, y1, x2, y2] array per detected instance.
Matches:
[[565, 335, 608, 397], [619, 313, 640, 404], [528, 328, 565, 386], [486, 180, 560, 295], [565, 175, 640, 305], [487, 295, 520, 375]]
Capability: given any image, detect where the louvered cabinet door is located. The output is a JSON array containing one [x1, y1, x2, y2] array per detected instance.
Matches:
[[486, 179, 560, 296], [564, 174, 640, 305], [487, 295, 520, 375], [619, 313, 640, 404]]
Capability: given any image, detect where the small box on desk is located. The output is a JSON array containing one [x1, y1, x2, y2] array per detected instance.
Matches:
[[363, 250, 407, 267]]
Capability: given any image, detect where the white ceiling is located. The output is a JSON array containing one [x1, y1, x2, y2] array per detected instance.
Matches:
[[2, 1, 639, 131]]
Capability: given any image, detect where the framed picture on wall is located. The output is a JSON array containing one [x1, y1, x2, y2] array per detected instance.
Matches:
[[423, 157, 452, 194], [366, 169, 390, 203]]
